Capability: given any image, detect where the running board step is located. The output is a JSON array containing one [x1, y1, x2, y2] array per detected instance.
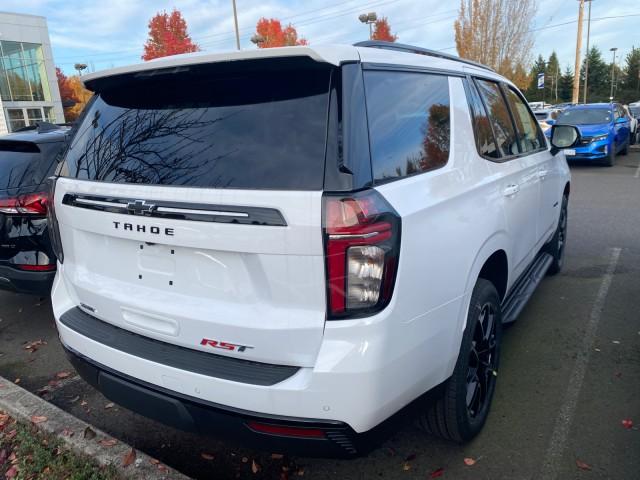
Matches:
[[501, 253, 553, 324]]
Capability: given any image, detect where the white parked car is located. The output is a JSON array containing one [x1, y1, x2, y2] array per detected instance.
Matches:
[[533, 108, 561, 133], [624, 104, 638, 144], [48, 41, 575, 456]]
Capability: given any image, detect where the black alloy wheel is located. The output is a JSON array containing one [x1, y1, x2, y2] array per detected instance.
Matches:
[[466, 302, 498, 420]]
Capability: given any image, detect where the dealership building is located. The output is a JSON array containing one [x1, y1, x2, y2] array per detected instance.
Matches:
[[0, 11, 64, 135]]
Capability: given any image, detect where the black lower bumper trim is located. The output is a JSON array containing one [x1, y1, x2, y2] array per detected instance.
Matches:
[[63, 345, 372, 457], [0, 264, 55, 296]]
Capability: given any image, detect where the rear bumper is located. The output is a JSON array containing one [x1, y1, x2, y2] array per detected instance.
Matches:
[[63, 344, 371, 457], [52, 265, 462, 451], [0, 264, 55, 296]]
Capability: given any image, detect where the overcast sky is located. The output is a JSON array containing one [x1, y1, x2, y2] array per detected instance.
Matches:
[[3, 0, 639, 75]]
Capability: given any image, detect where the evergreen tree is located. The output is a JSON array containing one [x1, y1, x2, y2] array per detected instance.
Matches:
[[620, 46, 640, 103], [559, 66, 574, 103], [526, 55, 546, 101], [580, 46, 608, 102], [545, 52, 561, 103]]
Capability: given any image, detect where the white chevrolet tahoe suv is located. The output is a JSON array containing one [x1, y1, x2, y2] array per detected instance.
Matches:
[[48, 42, 577, 456]]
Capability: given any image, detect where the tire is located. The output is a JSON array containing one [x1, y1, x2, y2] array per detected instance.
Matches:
[[417, 278, 502, 442], [546, 195, 568, 276], [631, 129, 637, 145], [603, 143, 615, 166], [620, 140, 629, 156]]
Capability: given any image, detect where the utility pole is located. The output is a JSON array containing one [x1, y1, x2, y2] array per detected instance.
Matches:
[[610, 47, 618, 100], [231, 0, 240, 50], [572, 0, 585, 104], [583, 0, 593, 104]]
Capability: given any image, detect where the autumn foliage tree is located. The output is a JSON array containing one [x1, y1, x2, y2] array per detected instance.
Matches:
[[254, 18, 307, 48], [66, 76, 93, 121], [56, 67, 79, 121], [454, 0, 536, 87], [372, 17, 397, 42], [142, 9, 200, 61]]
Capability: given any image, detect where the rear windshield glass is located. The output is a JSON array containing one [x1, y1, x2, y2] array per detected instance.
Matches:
[[557, 108, 611, 125], [62, 63, 332, 190], [0, 141, 52, 190]]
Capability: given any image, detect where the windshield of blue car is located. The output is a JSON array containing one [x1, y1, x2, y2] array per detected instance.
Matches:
[[557, 108, 611, 125]]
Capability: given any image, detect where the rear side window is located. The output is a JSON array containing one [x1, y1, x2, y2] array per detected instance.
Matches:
[[504, 87, 545, 153], [475, 79, 520, 157], [0, 141, 56, 190], [363, 71, 450, 184], [466, 80, 500, 159], [63, 64, 332, 190]]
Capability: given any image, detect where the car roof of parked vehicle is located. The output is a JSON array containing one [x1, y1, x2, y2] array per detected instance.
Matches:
[[81, 42, 506, 92], [564, 103, 615, 110], [0, 125, 70, 145]]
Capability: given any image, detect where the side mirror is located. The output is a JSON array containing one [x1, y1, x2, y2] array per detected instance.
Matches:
[[549, 124, 580, 155], [546, 119, 556, 126]]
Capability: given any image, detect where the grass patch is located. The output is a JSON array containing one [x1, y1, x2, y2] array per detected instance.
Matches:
[[0, 411, 119, 480]]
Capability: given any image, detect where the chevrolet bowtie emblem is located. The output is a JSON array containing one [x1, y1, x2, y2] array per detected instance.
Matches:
[[126, 200, 156, 215]]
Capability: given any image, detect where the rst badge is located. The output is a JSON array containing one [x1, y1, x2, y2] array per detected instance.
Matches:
[[200, 338, 254, 353]]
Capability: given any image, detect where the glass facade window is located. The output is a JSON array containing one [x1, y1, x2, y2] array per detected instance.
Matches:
[[4, 107, 54, 132], [44, 106, 55, 122], [27, 108, 44, 124], [0, 40, 51, 102], [7, 108, 26, 131]]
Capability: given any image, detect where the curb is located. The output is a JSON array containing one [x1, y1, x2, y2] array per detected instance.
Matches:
[[0, 375, 190, 480]]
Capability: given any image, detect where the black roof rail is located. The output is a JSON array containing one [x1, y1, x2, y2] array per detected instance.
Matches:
[[353, 40, 495, 72]]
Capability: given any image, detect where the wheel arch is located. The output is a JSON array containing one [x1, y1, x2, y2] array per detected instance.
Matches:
[[477, 250, 508, 302], [445, 234, 511, 378]]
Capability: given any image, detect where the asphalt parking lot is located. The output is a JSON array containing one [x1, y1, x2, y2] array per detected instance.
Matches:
[[1, 149, 639, 480]]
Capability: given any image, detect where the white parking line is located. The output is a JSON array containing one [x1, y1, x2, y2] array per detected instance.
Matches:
[[539, 247, 621, 480], [634, 161, 640, 178]]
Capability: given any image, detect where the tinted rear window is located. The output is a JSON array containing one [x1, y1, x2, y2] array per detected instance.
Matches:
[[363, 71, 450, 184], [63, 64, 332, 190], [475, 79, 520, 156], [0, 141, 53, 190]]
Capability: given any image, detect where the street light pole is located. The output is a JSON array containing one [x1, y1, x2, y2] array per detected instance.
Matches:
[[74, 63, 87, 76], [231, 0, 240, 50], [583, 0, 593, 104], [358, 12, 377, 40], [610, 47, 618, 100]]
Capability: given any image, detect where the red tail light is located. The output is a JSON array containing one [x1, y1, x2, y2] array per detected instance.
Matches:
[[16, 264, 56, 272], [323, 190, 401, 319], [0, 193, 48, 215], [247, 421, 326, 438]]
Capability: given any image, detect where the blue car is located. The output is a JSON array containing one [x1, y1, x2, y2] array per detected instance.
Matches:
[[545, 103, 631, 166]]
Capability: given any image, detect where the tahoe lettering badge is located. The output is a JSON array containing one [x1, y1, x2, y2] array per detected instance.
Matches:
[[113, 221, 174, 236]]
